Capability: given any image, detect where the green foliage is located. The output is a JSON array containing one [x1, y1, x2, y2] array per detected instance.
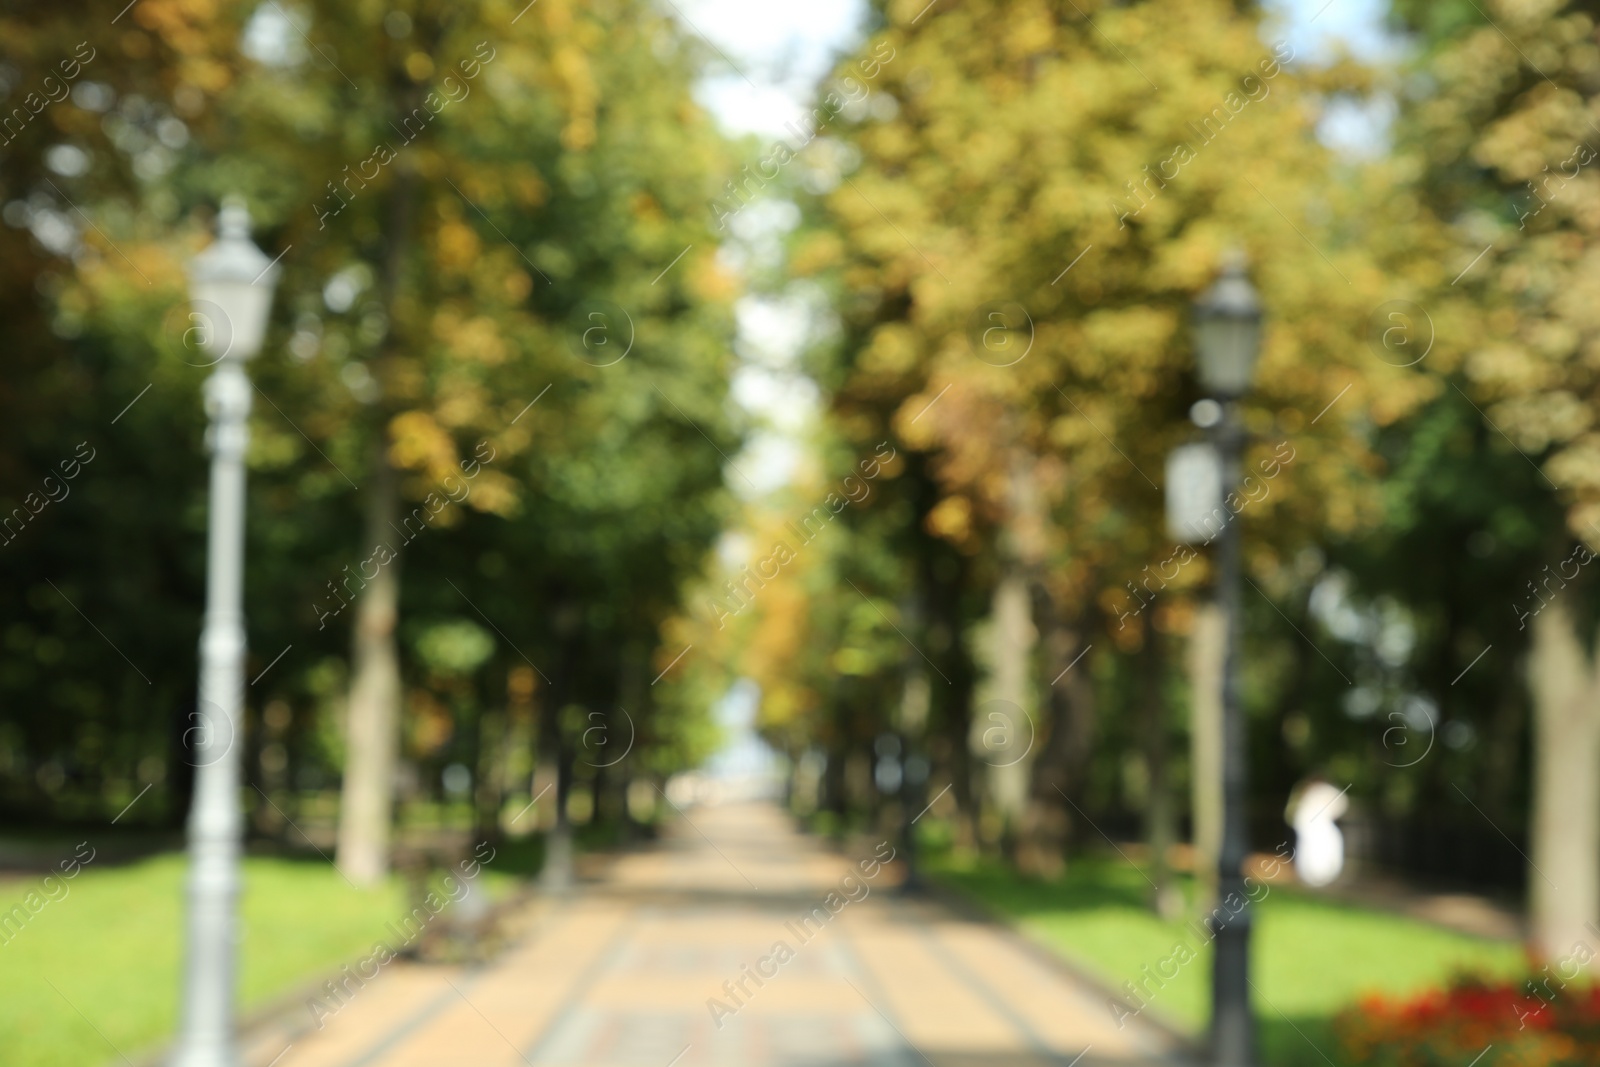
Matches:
[[413, 620, 495, 676], [0, 0, 741, 824]]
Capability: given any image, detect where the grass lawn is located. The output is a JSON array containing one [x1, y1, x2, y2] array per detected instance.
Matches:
[[926, 852, 1526, 1067], [0, 847, 521, 1067]]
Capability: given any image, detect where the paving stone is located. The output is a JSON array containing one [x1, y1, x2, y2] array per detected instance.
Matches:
[[271, 802, 1185, 1067]]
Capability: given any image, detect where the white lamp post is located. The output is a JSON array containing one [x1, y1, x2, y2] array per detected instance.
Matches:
[[172, 197, 280, 1067], [1193, 251, 1262, 1067]]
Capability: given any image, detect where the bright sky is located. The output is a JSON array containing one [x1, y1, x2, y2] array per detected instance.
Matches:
[[1269, 0, 1403, 65], [675, 0, 867, 138]]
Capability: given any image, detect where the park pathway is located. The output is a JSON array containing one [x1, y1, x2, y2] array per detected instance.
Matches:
[[265, 801, 1187, 1067]]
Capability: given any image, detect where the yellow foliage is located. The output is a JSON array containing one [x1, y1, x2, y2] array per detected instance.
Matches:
[[791, 232, 846, 277], [925, 495, 972, 545], [688, 255, 740, 305], [388, 411, 456, 476], [131, 0, 222, 60], [859, 323, 921, 378], [504, 270, 533, 302], [436, 220, 482, 275], [802, 0, 1430, 642], [465, 469, 520, 516], [451, 316, 509, 366], [1431, 4, 1600, 534], [553, 45, 597, 150]]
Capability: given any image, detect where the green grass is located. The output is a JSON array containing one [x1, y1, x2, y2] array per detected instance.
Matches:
[[926, 852, 1526, 1067], [0, 848, 519, 1067]]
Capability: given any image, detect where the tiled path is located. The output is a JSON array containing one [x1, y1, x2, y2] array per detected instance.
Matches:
[[266, 801, 1186, 1067]]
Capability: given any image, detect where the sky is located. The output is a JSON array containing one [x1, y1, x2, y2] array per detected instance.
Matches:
[[674, 0, 867, 139]]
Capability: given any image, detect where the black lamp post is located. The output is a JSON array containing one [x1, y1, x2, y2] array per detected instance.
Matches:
[[1193, 252, 1261, 1067]]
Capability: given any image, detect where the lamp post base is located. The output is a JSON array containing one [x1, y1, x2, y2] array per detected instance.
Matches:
[[1209, 910, 1255, 1067]]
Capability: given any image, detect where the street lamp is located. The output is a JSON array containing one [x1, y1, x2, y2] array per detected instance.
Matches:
[[1193, 251, 1261, 1067], [173, 197, 280, 1067], [1193, 253, 1262, 400]]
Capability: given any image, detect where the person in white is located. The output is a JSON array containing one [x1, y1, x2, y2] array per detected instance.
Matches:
[[1287, 778, 1348, 887]]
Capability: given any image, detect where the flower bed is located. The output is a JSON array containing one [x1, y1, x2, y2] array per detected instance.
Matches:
[[1335, 976, 1600, 1067]]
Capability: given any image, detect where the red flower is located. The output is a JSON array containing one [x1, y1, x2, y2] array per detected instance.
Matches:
[[1335, 976, 1600, 1067]]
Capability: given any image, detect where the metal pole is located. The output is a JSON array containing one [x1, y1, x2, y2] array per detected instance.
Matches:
[[172, 356, 252, 1067], [1208, 401, 1254, 1067]]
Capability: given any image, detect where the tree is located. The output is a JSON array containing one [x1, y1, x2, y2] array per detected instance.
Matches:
[[0, 0, 249, 827], [795, 0, 1428, 883], [0, 0, 738, 878], [1399, 0, 1600, 962], [160, 0, 741, 881]]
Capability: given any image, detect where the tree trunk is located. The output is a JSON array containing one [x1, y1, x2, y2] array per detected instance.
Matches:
[[1020, 591, 1094, 878], [538, 686, 577, 891], [1189, 598, 1226, 915], [540, 732, 576, 892], [1528, 600, 1600, 965], [1141, 634, 1182, 918], [336, 452, 402, 885], [926, 557, 976, 847], [474, 705, 505, 842], [981, 570, 1035, 858], [937, 611, 977, 849], [334, 146, 415, 885], [823, 734, 847, 829], [898, 659, 931, 886]]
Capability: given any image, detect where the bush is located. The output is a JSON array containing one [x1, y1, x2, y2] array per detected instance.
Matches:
[[1335, 975, 1600, 1067]]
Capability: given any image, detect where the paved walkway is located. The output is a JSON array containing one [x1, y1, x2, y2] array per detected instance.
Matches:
[[263, 802, 1185, 1067]]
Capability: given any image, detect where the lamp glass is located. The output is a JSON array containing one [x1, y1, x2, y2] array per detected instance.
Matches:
[[1193, 313, 1260, 397], [190, 277, 275, 361], [1192, 255, 1262, 398], [186, 198, 279, 362]]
